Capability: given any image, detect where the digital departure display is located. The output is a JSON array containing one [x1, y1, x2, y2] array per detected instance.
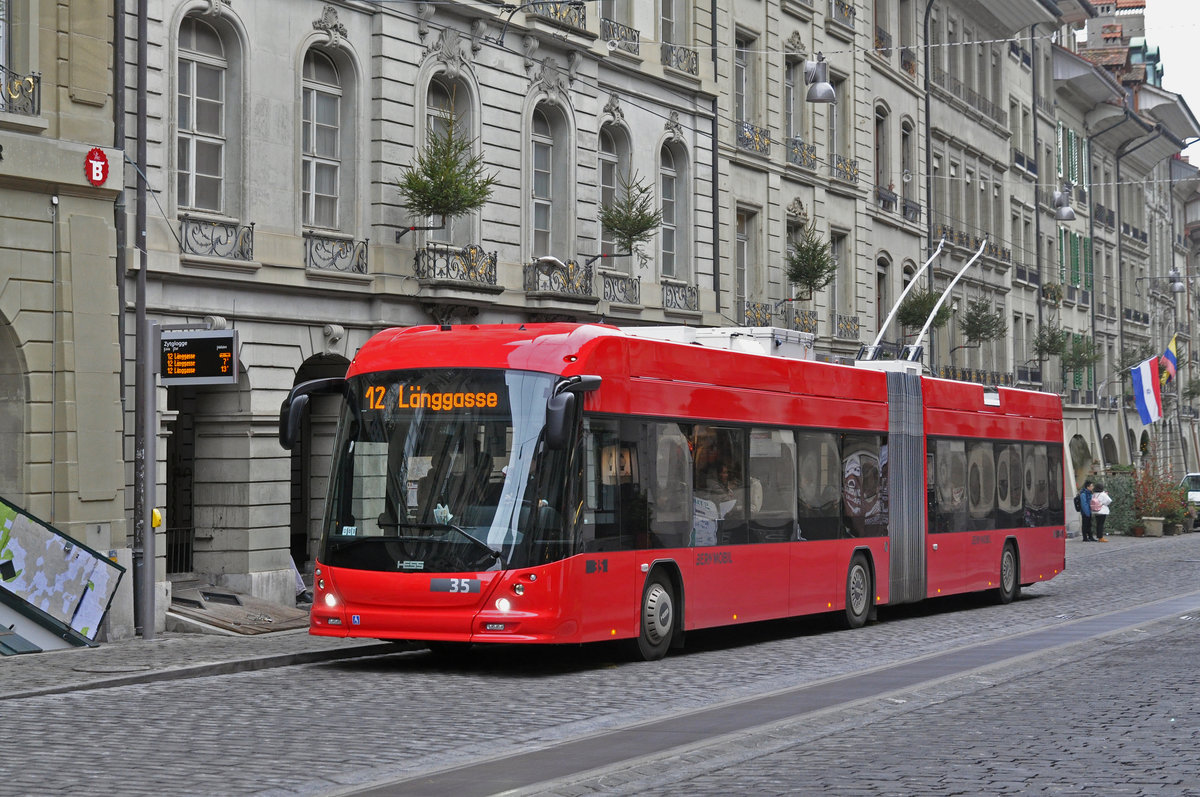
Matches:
[[160, 330, 239, 386]]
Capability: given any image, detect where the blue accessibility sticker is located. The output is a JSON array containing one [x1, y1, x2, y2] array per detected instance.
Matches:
[[352, 614, 361, 625]]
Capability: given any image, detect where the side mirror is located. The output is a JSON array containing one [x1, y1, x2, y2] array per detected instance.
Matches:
[[278, 377, 346, 450], [545, 392, 575, 450], [279, 394, 310, 450]]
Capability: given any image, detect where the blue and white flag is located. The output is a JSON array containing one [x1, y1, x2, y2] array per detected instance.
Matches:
[[1131, 356, 1163, 424]]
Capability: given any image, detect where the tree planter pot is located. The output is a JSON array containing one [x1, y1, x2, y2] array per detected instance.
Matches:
[[1131, 525, 1146, 537], [1142, 516, 1164, 537]]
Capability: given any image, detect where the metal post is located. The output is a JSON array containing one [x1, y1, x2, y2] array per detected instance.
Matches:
[[141, 319, 158, 641]]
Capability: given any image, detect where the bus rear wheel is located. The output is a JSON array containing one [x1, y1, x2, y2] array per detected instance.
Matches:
[[634, 573, 675, 661], [841, 553, 872, 629], [996, 543, 1020, 605]]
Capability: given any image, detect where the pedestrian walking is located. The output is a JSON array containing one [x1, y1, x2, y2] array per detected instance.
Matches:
[[1090, 483, 1112, 542], [1078, 479, 1095, 541]]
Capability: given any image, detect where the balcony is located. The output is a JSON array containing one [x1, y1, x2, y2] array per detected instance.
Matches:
[[831, 153, 860, 183], [1035, 94, 1054, 116], [661, 279, 699, 312], [900, 47, 917, 78], [902, 198, 921, 222], [661, 42, 699, 75], [874, 26, 893, 58], [783, 305, 818, 334], [304, 231, 367, 274], [875, 186, 898, 212], [0, 65, 40, 117], [829, 0, 856, 30], [1093, 203, 1115, 228], [930, 65, 1007, 126], [180, 215, 254, 262], [737, 121, 772, 156], [834, 312, 860, 341], [939, 366, 1014, 387], [600, 17, 640, 55], [413, 244, 498, 288], [786, 137, 818, 169], [524, 257, 595, 298], [743, 301, 773, 327], [601, 271, 640, 304], [527, 2, 586, 31], [1016, 366, 1043, 384]]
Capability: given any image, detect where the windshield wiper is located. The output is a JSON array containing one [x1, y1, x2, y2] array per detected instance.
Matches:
[[396, 521, 504, 563]]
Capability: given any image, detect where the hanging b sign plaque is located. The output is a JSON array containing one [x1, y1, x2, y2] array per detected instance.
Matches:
[[84, 148, 110, 187]]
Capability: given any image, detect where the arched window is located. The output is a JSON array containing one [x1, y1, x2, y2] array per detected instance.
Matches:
[[178, 17, 227, 212], [531, 107, 554, 256], [599, 125, 632, 264], [302, 50, 342, 229], [426, 76, 472, 245], [659, 142, 688, 279]]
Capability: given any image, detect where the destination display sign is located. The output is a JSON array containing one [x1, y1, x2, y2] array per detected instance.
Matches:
[[160, 329, 239, 386]]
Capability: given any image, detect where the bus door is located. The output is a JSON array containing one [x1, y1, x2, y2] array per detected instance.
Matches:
[[927, 440, 968, 595]]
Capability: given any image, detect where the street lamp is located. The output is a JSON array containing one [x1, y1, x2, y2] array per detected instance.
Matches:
[[803, 53, 837, 103], [1053, 182, 1077, 222]]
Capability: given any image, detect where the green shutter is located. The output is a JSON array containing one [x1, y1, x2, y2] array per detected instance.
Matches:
[[1084, 236, 1093, 290]]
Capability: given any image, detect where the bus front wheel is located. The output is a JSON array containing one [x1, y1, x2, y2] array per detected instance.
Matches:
[[996, 543, 1020, 605], [841, 553, 872, 629], [635, 573, 675, 661]]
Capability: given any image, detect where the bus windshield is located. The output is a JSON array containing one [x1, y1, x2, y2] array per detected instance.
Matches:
[[320, 368, 571, 573]]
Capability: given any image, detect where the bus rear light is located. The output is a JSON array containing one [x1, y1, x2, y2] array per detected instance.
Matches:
[[495, 597, 512, 612]]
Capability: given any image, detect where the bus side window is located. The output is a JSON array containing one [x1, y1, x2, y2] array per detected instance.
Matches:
[[797, 430, 841, 541], [933, 439, 967, 533], [749, 428, 796, 543], [651, 423, 691, 548]]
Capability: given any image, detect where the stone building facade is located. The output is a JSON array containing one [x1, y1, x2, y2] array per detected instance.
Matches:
[[1, 1, 129, 635]]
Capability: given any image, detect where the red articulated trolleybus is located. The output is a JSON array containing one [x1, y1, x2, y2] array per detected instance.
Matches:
[[279, 323, 1066, 660]]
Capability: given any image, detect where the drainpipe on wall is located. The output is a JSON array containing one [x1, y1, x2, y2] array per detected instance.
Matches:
[[922, 0, 935, 365], [711, 2, 721, 315], [114, 0, 126, 413]]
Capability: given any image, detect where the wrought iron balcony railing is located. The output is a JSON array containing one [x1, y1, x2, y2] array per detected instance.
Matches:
[[524, 257, 594, 297], [829, 0, 856, 29], [600, 17, 640, 55], [601, 271, 640, 304], [787, 137, 818, 169], [304, 231, 368, 274], [661, 42, 699, 75], [876, 186, 898, 212], [902, 198, 921, 222], [527, 2, 586, 30], [834, 312, 860, 341], [900, 47, 917, 77], [0, 65, 40, 116], [413, 244, 497, 286], [180, 215, 254, 261], [874, 26, 893, 57], [662, 280, 699, 312], [737, 121, 771, 156], [831, 153, 859, 183], [784, 306, 818, 334], [743, 301, 773, 327]]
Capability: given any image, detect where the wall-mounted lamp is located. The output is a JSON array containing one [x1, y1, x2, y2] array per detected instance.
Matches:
[[804, 53, 837, 104]]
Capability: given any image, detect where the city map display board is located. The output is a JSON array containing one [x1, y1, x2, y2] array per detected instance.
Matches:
[[0, 497, 125, 640]]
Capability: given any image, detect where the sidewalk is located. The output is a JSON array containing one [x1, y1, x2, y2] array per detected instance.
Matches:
[[0, 621, 414, 701]]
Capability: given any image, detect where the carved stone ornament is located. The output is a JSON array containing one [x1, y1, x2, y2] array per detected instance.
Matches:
[[424, 303, 479, 326], [469, 19, 486, 53], [201, 0, 231, 18], [431, 27, 471, 80], [313, 5, 348, 47], [787, 197, 809, 224], [416, 3, 434, 40], [785, 31, 808, 59], [603, 93, 624, 124], [522, 35, 540, 72], [532, 56, 571, 103], [665, 111, 684, 143]]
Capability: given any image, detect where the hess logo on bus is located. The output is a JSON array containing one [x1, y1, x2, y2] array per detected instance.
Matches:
[[364, 385, 499, 411]]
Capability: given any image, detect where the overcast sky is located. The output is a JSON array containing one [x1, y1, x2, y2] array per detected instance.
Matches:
[[1142, 0, 1200, 157]]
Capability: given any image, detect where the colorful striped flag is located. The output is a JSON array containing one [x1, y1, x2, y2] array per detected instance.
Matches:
[[1160, 334, 1178, 387], [1132, 356, 1163, 424]]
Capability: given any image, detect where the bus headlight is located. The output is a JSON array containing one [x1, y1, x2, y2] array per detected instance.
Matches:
[[495, 597, 512, 612]]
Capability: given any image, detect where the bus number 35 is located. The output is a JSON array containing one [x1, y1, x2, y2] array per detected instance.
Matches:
[[431, 578, 481, 593]]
